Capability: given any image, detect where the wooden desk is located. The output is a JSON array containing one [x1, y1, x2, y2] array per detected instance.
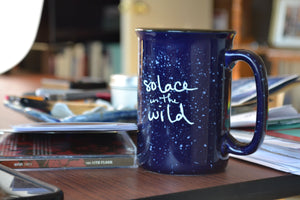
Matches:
[[0, 74, 300, 200]]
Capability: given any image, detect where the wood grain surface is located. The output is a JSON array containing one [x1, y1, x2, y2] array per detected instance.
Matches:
[[0, 74, 290, 200]]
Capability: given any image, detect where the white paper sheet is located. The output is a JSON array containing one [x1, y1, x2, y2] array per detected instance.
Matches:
[[231, 104, 300, 128], [230, 129, 300, 175]]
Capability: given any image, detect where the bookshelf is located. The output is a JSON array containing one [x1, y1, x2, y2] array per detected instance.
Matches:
[[13, 0, 120, 77], [35, 0, 120, 44], [15, 0, 300, 80], [214, 0, 272, 79], [214, 0, 300, 79], [214, 0, 300, 111]]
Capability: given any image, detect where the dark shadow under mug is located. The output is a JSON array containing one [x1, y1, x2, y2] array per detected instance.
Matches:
[[136, 29, 268, 175]]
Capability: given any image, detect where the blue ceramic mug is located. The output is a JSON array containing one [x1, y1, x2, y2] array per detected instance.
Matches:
[[136, 29, 268, 174]]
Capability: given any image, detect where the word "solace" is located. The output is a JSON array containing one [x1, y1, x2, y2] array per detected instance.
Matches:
[[143, 75, 198, 93]]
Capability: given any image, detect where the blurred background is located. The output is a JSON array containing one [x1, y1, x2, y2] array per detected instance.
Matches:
[[6, 0, 300, 110], [8, 0, 276, 79]]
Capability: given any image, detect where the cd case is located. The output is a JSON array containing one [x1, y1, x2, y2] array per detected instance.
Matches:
[[11, 122, 138, 133], [0, 130, 137, 170]]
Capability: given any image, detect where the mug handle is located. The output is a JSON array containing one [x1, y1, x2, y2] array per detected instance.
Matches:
[[222, 49, 269, 155]]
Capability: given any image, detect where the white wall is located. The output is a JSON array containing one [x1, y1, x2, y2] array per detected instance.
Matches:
[[120, 0, 213, 76]]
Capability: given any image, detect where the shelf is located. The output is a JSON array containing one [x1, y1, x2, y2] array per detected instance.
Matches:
[[54, 30, 119, 43]]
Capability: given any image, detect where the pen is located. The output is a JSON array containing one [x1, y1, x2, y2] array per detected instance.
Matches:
[[41, 78, 107, 89], [6, 95, 50, 113], [48, 91, 110, 101], [6, 95, 108, 115], [36, 88, 111, 101], [4, 97, 59, 122], [70, 81, 107, 89]]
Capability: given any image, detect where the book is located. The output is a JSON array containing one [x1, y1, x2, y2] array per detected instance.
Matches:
[[0, 130, 137, 170], [267, 129, 300, 142], [231, 74, 299, 107], [88, 41, 104, 80]]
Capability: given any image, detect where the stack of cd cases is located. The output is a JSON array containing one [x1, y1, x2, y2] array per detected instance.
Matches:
[[0, 122, 138, 170]]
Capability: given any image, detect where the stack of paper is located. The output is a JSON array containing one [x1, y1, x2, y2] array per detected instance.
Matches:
[[230, 129, 300, 175], [231, 104, 300, 129], [230, 74, 300, 175]]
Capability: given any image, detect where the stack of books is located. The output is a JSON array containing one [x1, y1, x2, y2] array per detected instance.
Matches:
[[230, 74, 300, 175]]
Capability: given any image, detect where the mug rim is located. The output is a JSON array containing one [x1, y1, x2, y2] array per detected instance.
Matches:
[[135, 28, 236, 34]]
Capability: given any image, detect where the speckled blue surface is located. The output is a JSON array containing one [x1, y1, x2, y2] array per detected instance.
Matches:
[[136, 29, 268, 175]]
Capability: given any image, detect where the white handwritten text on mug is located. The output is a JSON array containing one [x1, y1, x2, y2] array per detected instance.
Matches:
[[143, 75, 198, 125]]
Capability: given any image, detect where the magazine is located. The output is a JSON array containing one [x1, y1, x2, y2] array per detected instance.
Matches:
[[0, 130, 137, 170], [231, 74, 299, 106]]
